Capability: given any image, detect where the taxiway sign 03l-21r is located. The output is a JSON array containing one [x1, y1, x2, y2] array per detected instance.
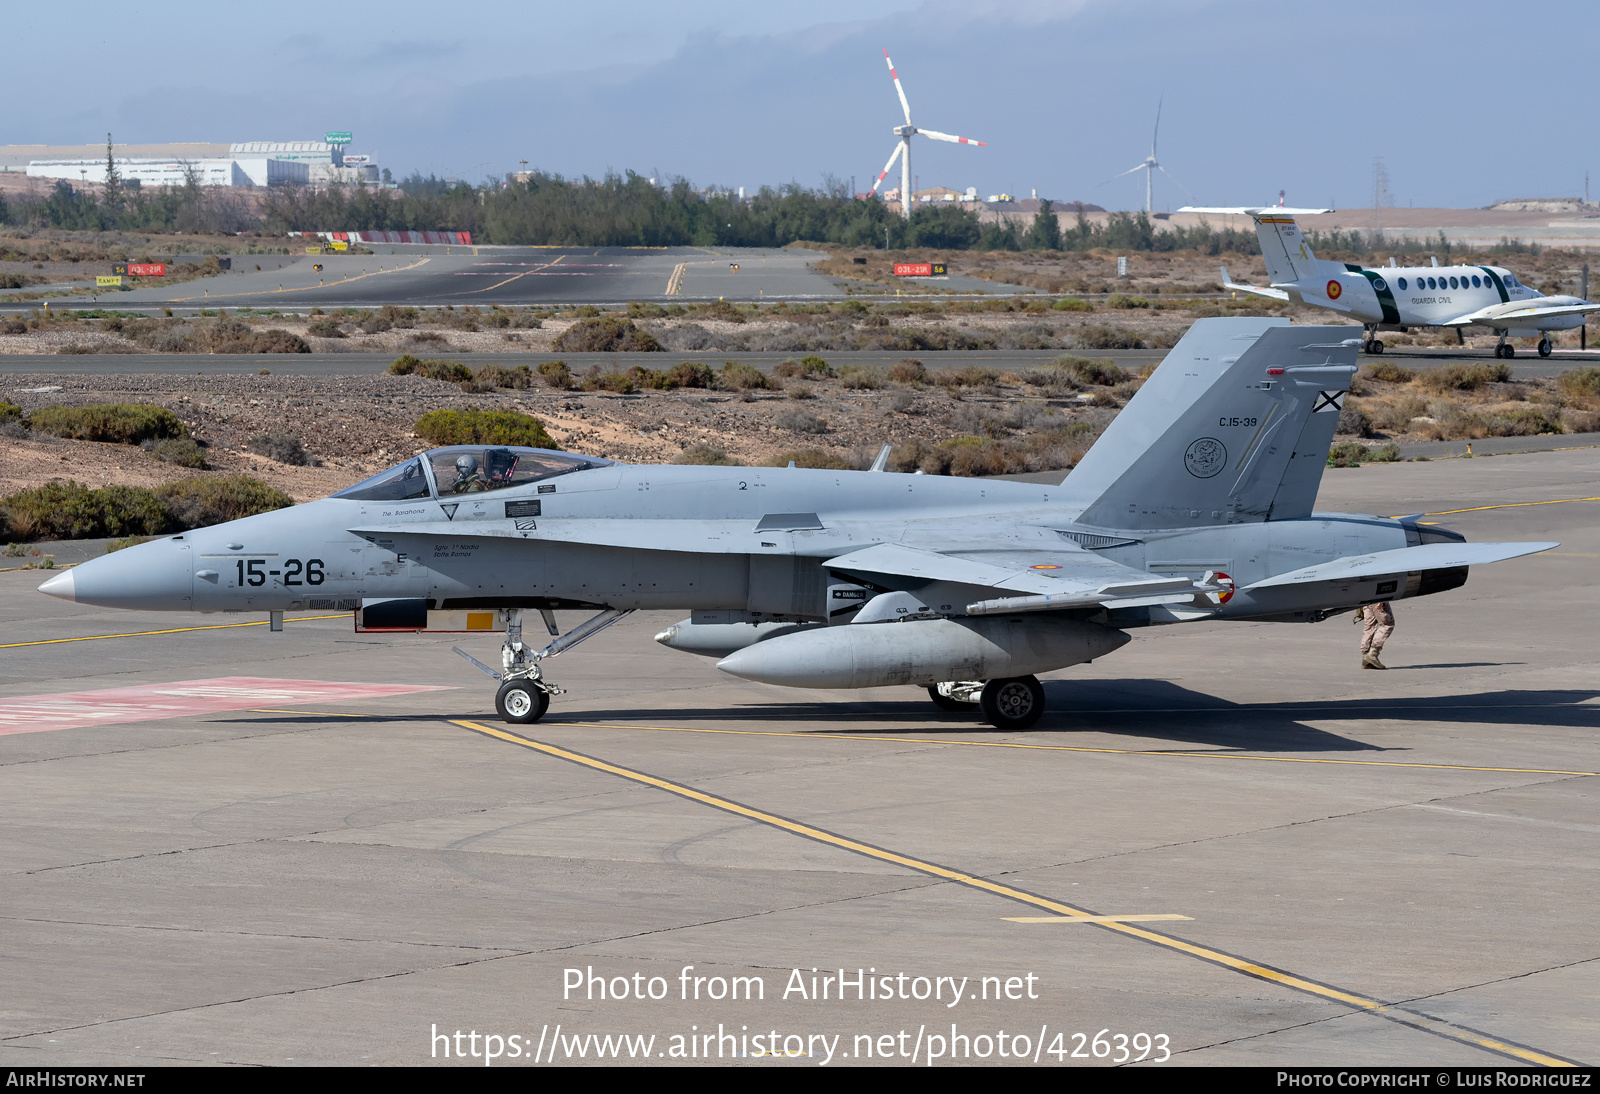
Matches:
[[39, 318, 1556, 729], [1181, 206, 1600, 359]]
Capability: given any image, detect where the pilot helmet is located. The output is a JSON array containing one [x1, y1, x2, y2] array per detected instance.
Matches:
[[454, 454, 479, 476]]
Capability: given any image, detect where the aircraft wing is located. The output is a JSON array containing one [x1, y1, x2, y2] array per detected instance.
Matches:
[[1181, 206, 1333, 217], [1443, 301, 1600, 326], [1244, 541, 1558, 589], [1219, 264, 1291, 302], [822, 542, 1215, 613]]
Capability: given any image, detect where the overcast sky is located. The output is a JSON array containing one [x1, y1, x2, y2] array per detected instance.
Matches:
[[10, 0, 1596, 209]]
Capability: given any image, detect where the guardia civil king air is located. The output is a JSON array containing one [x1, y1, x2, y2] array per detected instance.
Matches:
[[39, 318, 1556, 730], [1181, 206, 1600, 358]]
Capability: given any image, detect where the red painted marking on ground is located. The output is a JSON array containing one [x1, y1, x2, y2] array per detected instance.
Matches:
[[0, 677, 454, 736]]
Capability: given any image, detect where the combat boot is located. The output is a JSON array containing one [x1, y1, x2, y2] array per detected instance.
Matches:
[[1365, 648, 1387, 669]]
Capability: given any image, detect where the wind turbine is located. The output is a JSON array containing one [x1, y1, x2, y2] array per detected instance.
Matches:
[[867, 50, 986, 220], [1108, 96, 1189, 213]]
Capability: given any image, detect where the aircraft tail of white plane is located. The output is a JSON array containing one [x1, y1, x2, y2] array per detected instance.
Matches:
[[1062, 317, 1358, 529], [1181, 206, 1334, 287]]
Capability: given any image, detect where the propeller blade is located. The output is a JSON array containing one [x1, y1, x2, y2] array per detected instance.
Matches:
[[917, 129, 987, 147], [869, 142, 905, 195], [884, 49, 912, 126]]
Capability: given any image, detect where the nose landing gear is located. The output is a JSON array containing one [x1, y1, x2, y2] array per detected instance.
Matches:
[[455, 607, 635, 724]]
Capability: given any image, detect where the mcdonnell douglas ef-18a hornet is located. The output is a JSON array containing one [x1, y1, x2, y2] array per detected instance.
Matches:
[[1181, 206, 1600, 358], [39, 318, 1556, 730]]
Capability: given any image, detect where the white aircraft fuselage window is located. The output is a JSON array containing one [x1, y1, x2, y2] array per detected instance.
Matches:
[[333, 458, 431, 501]]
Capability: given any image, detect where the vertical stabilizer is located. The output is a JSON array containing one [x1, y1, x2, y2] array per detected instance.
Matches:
[[1061, 318, 1357, 530], [1252, 212, 1316, 284]]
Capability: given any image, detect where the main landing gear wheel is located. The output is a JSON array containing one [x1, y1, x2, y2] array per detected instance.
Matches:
[[496, 680, 549, 724], [979, 676, 1046, 730], [1538, 338, 1552, 357], [1369, 339, 1384, 355], [1496, 343, 1516, 359], [927, 685, 978, 712]]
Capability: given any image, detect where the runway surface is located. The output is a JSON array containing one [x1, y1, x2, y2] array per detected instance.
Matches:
[[0, 450, 1596, 1066], [0, 346, 1591, 379]]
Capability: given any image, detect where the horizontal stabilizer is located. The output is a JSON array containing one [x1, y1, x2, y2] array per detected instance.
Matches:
[[1220, 264, 1290, 301], [1180, 206, 1333, 217], [1245, 541, 1558, 589]]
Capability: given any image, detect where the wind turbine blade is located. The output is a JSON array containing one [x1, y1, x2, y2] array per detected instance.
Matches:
[[917, 129, 987, 146], [1156, 164, 1194, 203], [884, 49, 912, 126], [869, 142, 905, 195], [1152, 94, 1163, 158]]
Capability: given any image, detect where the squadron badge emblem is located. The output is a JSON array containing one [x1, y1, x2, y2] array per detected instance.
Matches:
[[1184, 437, 1227, 478]]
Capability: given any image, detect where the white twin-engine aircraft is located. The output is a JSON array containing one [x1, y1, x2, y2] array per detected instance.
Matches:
[[1180, 206, 1600, 358]]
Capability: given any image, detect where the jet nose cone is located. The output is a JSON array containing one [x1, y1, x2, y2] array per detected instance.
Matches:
[[57, 539, 193, 610], [38, 570, 76, 602]]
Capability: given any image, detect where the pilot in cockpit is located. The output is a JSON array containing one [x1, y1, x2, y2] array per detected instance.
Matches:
[[451, 454, 489, 493]]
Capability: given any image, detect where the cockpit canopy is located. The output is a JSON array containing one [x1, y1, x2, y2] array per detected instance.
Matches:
[[333, 447, 612, 502]]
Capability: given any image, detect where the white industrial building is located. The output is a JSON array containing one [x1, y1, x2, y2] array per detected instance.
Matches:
[[4, 138, 377, 188]]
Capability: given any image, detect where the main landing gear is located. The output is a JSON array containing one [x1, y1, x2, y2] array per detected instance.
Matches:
[[1360, 325, 1384, 355], [929, 676, 1047, 730], [456, 607, 635, 724], [1494, 332, 1516, 359], [1538, 337, 1553, 358]]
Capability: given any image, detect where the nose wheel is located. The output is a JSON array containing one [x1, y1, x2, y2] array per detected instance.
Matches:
[[496, 679, 550, 724]]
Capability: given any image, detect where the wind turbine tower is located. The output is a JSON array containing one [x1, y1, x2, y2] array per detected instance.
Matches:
[[1110, 97, 1187, 213], [869, 50, 987, 220]]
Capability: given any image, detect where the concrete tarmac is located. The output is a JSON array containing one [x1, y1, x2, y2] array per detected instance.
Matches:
[[0, 450, 1596, 1066]]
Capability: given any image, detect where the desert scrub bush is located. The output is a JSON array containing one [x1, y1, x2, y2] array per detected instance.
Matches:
[[627, 302, 668, 319], [2, 317, 28, 334], [0, 481, 173, 540], [405, 330, 447, 345], [473, 364, 535, 390], [248, 433, 314, 466], [1418, 362, 1512, 392], [28, 403, 187, 445], [0, 401, 21, 424], [142, 437, 207, 468], [1055, 355, 1128, 386], [1557, 366, 1600, 400], [1073, 325, 1144, 350], [580, 370, 637, 394], [413, 408, 555, 448], [763, 448, 853, 470], [662, 361, 714, 389], [888, 358, 926, 383], [307, 319, 346, 338], [1105, 294, 1151, 309], [775, 410, 830, 434], [1363, 361, 1415, 383], [154, 477, 294, 529], [389, 357, 472, 383], [673, 444, 742, 466], [716, 361, 775, 391], [838, 364, 887, 390], [105, 535, 151, 553], [1327, 441, 1400, 467], [537, 360, 574, 389], [552, 317, 663, 353], [1051, 297, 1091, 311], [1336, 404, 1374, 437]]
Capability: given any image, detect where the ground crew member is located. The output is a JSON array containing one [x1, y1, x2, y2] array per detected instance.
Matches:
[[1354, 601, 1395, 668]]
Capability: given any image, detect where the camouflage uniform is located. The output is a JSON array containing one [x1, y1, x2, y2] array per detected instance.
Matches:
[[1356, 601, 1395, 668]]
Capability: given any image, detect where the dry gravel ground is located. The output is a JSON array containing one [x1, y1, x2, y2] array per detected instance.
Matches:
[[0, 369, 1118, 502]]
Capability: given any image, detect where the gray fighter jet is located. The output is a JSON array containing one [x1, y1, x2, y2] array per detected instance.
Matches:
[[39, 317, 1555, 729]]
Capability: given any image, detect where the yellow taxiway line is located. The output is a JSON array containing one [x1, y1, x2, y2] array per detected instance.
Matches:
[[665, 262, 688, 295], [451, 718, 1581, 1067], [1391, 494, 1600, 519], [462, 255, 566, 295], [1006, 914, 1192, 924], [552, 721, 1600, 778], [164, 257, 431, 302], [0, 614, 346, 649]]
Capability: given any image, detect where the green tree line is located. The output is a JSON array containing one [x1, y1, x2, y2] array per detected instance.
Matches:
[[1, 167, 1262, 254]]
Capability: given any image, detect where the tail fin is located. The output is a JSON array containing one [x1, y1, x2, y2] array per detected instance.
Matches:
[[1179, 206, 1331, 286], [1250, 212, 1317, 284], [1061, 318, 1358, 530]]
